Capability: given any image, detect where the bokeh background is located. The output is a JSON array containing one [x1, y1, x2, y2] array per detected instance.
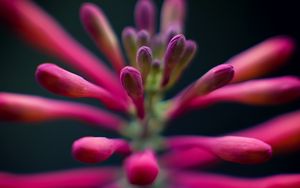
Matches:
[[0, 0, 300, 178]]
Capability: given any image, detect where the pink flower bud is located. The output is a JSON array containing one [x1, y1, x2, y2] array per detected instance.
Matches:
[[160, 0, 186, 33], [0, 92, 125, 131], [166, 136, 272, 164], [120, 66, 145, 119], [36, 63, 128, 111], [72, 137, 131, 163], [135, 0, 156, 35], [80, 3, 125, 73], [124, 150, 159, 186], [137, 30, 151, 47], [0, 0, 124, 96], [162, 34, 186, 86], [122, 27, 138, 66], [188, 76, 300, 110], [227, 36, 295, 83]]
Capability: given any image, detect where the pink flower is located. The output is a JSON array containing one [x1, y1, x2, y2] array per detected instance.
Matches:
[[0, 0, 299, 187]]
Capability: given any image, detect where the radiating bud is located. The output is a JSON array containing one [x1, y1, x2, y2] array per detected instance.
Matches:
[[162, 34, 186, 86], [137, 30, 151, 47], [120, 66, 145, 119], [80, 3, 125, 72], [172, 64, 234, 110], [124, 150, 159, 186], [36, 63, 128, 111], [122, 27, 138, 66], [135, 0, 156, 34], [151, 35, 165, 59], [137, 46, 153, 82], [72, 137, 131, 164], [167, 40, 197, 87], [161, 0, 186, 33], [164, 24, 181, 44], [167, 136, 272, 164], [228, 36, 295, 83]]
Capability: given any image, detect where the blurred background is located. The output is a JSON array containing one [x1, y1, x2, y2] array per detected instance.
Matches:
[[0, 0, 299, 178]]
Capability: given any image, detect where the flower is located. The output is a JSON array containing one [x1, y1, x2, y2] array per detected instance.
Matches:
[[0, 0, 299, 187]]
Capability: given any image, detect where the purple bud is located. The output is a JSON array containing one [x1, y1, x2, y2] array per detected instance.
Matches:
[[137, 30, 151, 47], [135, 0, 156, 34], [162, 34, 186, 86], [120, 66, 145, 119], [137, 46, 153, 81], [122, 27, 138, 66]]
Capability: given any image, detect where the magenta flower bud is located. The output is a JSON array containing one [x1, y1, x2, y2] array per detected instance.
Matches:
[[0, 0, 124, 96], [124, 150, 159, 185], [162, 34, 186, 86], [120, 66, 145, 119], [189, 76, 300, 110], [227, 36, 295, 83], [80, 3, 125, 73], [151, 35, 165, 59], [36, 63, 128, 111], [168, 64, 234, 118], [167, 40, 197, 87], [167, 136, 272, 164], [160, 0, 186, 33], [137, 30, 151, 47], [72, 137, 131, 164], [137, 46, 153, 82], [122, 27, 138, 66], [135, 0, 156, 34], [0, 92, 125, 131]]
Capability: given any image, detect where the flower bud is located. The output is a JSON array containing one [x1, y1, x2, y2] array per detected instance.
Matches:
[[228, 36, 295, 83], [135, 0, 156, 34], [80, 3, 125, 72], [124, 150, 159, 185], [137, 30, 151, 47], [167, 136, 272, 164], [72, 137, 131, 164], [122, 27, 138, 66], [120, 66, 145, 119], [36, 63, 128, 111], [160, 0, 186, 33], [162, 34, 186, 86], [137, 46, 153, 82]]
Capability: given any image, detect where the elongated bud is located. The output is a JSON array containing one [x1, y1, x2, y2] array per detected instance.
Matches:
[[151, 35, 165, 59], [167, 40, 197, 87], [36, 63, 128, 111], [167, 136, 272, 164], [124, 150, 159, 185], [162, 34, 186, 86], [137, 30, 151, 47], [137, 46, 153, 82], [122, 27, 138, 66], [191, 76, 300, 108], [80, 3, 125, 72], [0, 0, 123, 96], [161, 0, 186, 33], [72, 137, 131, 164], [135, 0, 156, 34], [120, 66, 145, 119], [228, 36, 295, 83], [168, 64, 234, 118], [0, 92, 125, 131]]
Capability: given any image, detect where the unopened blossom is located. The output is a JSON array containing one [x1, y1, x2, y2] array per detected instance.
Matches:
[[0, 0, 299, 188]]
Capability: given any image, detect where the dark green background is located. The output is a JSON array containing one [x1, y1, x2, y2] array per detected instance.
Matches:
[[0, 0, 299, 177]]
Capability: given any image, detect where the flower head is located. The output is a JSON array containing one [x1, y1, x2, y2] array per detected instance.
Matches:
[[0, 0, 299, 187]]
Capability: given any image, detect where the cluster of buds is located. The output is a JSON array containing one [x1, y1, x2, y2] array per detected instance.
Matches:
[[0, 0, 300, 187]]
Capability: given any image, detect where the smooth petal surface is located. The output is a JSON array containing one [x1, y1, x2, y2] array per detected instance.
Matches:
[[0, 168, 119, 188], [228, 36, 295, 83], [0, 92, 126, 131], [80, 3, 125, 72], [135, 0, 156, 34], [0, 0, 125, 98], [72, 137, 131, 163], [36, 63, 128, 111]]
